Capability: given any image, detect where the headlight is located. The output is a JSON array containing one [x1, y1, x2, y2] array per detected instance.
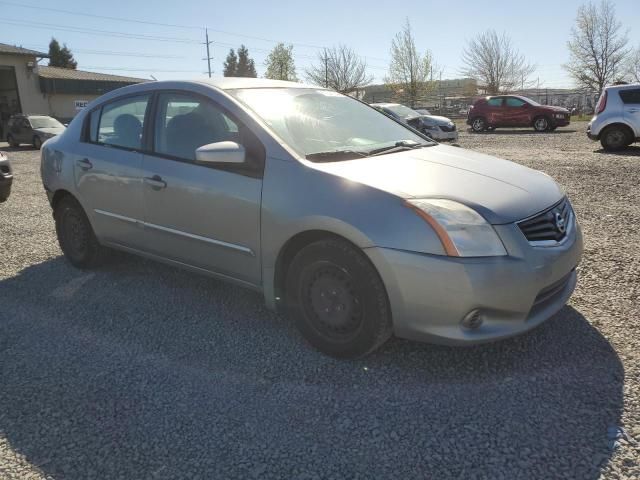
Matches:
[[405, 199, 507, 257]]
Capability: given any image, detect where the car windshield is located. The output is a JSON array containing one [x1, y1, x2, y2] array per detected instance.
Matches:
[[229, 88, 431, 160], [29, 116, 64, 129], [384, 104, 421, 119]]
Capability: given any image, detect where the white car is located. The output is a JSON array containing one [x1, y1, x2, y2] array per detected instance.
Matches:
[[371, 103, 458, 142], [587, 84, 640, 151]]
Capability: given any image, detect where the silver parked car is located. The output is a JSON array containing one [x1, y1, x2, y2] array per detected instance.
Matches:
[[587, 83, 640, 151], [41, 79, 583, 357], [7, 114, 66, 149], [371, 103, 458, 142]]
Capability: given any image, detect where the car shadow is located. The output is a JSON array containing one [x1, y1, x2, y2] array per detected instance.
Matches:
[[0, 256, 624, 479], [594, 145, 640, 156], [465, 128, 577, 135]]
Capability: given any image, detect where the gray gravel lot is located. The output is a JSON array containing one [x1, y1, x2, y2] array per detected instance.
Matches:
[[0, 123, 639, 479]]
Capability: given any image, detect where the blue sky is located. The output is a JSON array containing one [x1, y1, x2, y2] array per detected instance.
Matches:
[[0, 0, 638, 87]]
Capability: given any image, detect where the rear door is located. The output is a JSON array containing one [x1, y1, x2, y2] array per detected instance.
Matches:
[[485, 97, 505, 125], [141, 91, 264, 285], [74, 94, 151, 249], [620, 88, 640, 137]]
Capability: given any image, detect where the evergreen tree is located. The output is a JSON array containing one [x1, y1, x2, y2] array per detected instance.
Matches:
[[223, 49, 238, 77], [236, 45, 257, 78], [48, 38, 77, 69], [264, 43, 297, 81]]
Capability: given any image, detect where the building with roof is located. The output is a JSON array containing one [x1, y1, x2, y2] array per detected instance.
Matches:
[[1, 42, 146, 139]]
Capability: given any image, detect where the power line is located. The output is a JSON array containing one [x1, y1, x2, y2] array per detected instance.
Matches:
[[2, 42, 186, 59]]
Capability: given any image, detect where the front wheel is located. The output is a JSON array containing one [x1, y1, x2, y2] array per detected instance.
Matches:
[[33, 136, 42, 150], [471, 117, 487, 133], [285, 238, 392, 358], [54, 196, 106, 268], [6, 134, 18, 148], [533, 116, 550, 132]]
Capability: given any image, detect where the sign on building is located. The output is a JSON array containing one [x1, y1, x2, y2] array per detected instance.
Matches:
[[74, 100, 89, 112]]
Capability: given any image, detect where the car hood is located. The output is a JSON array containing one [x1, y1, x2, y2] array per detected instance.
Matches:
[[310, 144, 564, 224], [541, 106, 569, 113], [420, 115, 453, 125], [34, 127, 65, 135]]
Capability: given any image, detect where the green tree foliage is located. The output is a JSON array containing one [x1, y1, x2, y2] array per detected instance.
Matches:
[[48, 38, 77, 69], [236, 45, 257, 78], [223, 49, 238, 77], [264, 43, 297, 81]]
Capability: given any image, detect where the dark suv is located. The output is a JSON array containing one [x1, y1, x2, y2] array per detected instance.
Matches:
[[6, 114, 66, 149], [467, 95, 570, 133]]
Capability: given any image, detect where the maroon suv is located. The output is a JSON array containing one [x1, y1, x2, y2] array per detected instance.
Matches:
[[467, 95, 570, 133]]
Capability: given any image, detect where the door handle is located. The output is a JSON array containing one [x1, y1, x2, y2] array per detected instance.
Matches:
[[144, 175, 167, 190], [76, 158, 93, 170]]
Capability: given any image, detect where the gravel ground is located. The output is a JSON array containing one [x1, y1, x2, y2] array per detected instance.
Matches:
[[0, 123, 639, 479]]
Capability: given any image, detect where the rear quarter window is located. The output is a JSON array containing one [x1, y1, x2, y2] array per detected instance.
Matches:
[[619, 89, 640, 104]]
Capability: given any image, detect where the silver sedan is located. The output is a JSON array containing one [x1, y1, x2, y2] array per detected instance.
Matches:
[[40, 78, 582, 357]]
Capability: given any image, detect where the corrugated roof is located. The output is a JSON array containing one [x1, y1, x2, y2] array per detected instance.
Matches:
[[37, 66, 147, 83], [0, 42, 48, 57]]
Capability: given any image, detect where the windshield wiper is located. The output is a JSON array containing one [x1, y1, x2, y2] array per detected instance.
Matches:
[[305, 149, 369, 162], [368, 140, 434, 157]]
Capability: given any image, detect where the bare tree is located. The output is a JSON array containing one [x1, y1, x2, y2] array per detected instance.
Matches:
[[461, 30, 535, 94], [385, 19, 436, 107], [565, 0, 629, 93], [305, 45, 372, 94], [625, 46, 640, 83]]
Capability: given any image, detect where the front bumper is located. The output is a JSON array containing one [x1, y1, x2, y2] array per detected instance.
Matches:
[[365, 218, 583, 345], [430, 130, 459, 141]]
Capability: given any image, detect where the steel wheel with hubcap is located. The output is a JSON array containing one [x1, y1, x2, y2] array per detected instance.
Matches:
[[533, 116, 550, 132], [285, 238, 392, 358], [471, 117, 487, 133]]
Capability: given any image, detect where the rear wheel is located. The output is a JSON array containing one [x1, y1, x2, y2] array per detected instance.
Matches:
[[471, 117, 487, 133], [285, 238, 392, 358], [533, 116, 550, 132], [600, 125, 631, 151], [33, 136, 42, 150], [54, 196, 105, 268], [6, 134, 18, 148]]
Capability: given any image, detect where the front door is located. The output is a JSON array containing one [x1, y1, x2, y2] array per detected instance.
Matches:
[[485, 97, 505, 125], [141, 91, 263, 286], [74, 94, 151, 249], [503, 97, 531, 127]]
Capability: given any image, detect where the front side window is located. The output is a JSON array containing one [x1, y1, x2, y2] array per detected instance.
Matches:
[[229, 88, 428, 159], [619, 89, 640, 104], [154, 92, 240, 161], [97, 95, 150, 150], [505, 97, 526, 107], [487, 98, 503, 107]]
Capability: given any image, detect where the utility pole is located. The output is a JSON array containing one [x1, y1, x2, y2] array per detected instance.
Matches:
[[323, 49, 329, 88], [203, 28, 213, 78]]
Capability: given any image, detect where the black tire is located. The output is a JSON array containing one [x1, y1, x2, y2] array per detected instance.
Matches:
[[600, 125, 631, 151], [33, 135, 42, 150], [470, 117, 487, 133], [6, 134, 18, 148], [285, 238, 392, 358], [54, 196, 105, 268], [533, 116, 550, 132]]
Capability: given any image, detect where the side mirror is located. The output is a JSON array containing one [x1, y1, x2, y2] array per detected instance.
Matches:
[[195, 141, 245, 164]]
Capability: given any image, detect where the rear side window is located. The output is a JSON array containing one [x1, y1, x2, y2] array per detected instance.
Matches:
[[97, 95, 150, 150], [619, 89, 640, 104], [505, 97, 526, 107], [487, 98, 503, 107]]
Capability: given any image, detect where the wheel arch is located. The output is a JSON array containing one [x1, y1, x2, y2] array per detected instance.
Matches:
[[599, 122, 635, 140]]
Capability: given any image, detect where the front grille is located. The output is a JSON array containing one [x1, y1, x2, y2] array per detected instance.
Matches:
[[518, 198, 572, 243], [439, 124, 456, 132]]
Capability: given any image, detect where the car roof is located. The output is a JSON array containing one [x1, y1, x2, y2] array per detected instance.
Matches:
[[605, 83, 640, 91], [192, 77, 319, 90]]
